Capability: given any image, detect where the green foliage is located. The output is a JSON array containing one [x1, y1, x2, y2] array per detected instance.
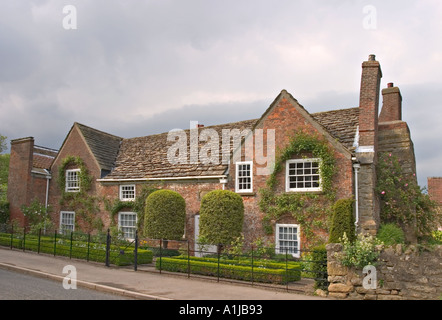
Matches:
[[156, 255, 301, 284], [376, 152, 440, 238], [57, 156, 101, 233], [328, 198, 355, 244], [336, 233, 383, 269], [310, 244, 328, 290], [144, 189, 186, 240], [0, 232, 153, 266], [0, 134, 6, 154], [258, 129, 336, 247], [377, 223, 405, 245], [199, 190, 244, 245], [0, 153, 9, 223], [20, 198, 53, 232]]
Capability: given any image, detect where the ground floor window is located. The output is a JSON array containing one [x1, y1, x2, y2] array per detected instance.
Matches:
[[275, 224, 300, 257], [60, 211, 75, 234], [118, 212, 137, 239]]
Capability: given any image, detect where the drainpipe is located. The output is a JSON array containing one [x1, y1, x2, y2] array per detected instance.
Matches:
[[219, 178, 228, 190], [353, 162, 361, 232]]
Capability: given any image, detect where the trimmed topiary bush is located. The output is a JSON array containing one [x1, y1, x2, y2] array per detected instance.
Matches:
[[328, 198, 355, 244], [377, 223, 405, 245], [144, 190, 186, 242], [199, 190, 244, 246]]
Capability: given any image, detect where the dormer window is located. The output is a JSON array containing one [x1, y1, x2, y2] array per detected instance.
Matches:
[[65, 169, 80, 192]]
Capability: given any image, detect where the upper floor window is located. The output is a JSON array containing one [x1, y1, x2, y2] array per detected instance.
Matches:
[[65, 169, 80, 192], [286, 158, 321, 192], [235, 161, 253, 193], [120, 185, 136, 201]]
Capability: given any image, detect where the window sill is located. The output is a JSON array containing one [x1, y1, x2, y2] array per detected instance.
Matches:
[[235, 192, 256, 196]]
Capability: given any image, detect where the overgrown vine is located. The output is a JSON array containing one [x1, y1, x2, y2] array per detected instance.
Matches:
[[58, 156, 102, 232], [258, 129, 337, 247]]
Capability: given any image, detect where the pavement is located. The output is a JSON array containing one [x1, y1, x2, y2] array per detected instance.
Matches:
[[0, 247, 328, 300]]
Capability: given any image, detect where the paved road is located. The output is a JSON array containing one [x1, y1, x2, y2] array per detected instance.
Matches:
[[0, 268, 132, 300]]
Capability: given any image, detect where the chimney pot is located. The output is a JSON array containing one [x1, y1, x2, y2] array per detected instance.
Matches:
[[368, 54, 376, 61], [387, 82, 394, 88]]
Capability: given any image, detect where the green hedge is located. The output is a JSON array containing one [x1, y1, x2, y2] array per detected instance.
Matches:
[[156, 256, 301, 284], [0, 233, 153, 266]]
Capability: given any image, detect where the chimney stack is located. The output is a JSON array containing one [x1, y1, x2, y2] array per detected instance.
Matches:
[[379, 82, 402, 122], [358, 54, 383, 152]]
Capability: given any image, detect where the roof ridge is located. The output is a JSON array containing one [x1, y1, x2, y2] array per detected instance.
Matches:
[[74, 122, 122, 140]]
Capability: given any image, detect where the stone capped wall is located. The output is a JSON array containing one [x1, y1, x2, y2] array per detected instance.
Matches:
[[326, 243, 442, 300]]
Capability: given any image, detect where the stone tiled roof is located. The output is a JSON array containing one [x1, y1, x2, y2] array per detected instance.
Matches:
[[75, 123, 123, 172], [105, 119, 257, 180], [102, 107, 359, 180], [311, 107, 359, 150]]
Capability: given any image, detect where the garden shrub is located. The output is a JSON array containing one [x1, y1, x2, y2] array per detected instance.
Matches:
[[156, 256, 301, 284], [377, 223, 405, 245], [310, 244, 328, 290], [199, 190, 244, 246], [144, 189, 186, 241], [328, 198, 355, 244]]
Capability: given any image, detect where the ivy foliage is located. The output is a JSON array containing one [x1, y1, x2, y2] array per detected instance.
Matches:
[[258, 129, 337, 246], [57, 156, 101, 232], [105, 185, 158, 233], [376, 152, 440, 238]]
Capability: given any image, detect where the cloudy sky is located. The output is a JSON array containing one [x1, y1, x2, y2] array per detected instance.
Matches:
[[1, 0, 441, 187]]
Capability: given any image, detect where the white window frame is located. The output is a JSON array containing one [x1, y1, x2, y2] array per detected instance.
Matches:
[[65, 169, 81, 192], [118, 212, 137, 240], [285, 158, 322, 192], [275, 224, 300, 258], [119, 184, 136, 201], [235, 161, 253, 193], [60, 211, 75, 234]]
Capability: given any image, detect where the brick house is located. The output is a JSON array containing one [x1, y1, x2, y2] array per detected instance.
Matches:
[[7, 55, 417, 254]]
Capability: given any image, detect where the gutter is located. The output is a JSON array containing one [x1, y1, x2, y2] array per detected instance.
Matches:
[[97, 175, 228, 182]]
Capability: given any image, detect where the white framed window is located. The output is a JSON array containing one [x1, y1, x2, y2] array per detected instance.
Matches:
[[65, 169, 80, 192], [118, 212, 137, 239], [119, 185, 136, 201], [286, 158, 322, 192], [235, 161, 253, 193], [275, 224, 300, 257], [60, 211, 75, 234]]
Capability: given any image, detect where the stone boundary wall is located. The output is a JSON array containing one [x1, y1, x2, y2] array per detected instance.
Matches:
[[326, 243, 442, 300]]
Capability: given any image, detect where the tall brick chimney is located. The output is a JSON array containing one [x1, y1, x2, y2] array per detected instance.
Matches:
[[7, 137, 34, 226], [355, 54, 382, 236], [358, 54, 382, 152], [379, 82, 402, 122]]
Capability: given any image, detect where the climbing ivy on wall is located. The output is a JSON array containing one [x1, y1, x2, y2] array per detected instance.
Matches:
[[58, 156, 102, 232], [258, 129, 337, 247]]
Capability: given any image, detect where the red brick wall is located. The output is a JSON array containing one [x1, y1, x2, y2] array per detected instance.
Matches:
[[48, 124, 103, 232], [358, 55, 382, 148], [428, 177, 442, 206], [227, 92, 354, 248]]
